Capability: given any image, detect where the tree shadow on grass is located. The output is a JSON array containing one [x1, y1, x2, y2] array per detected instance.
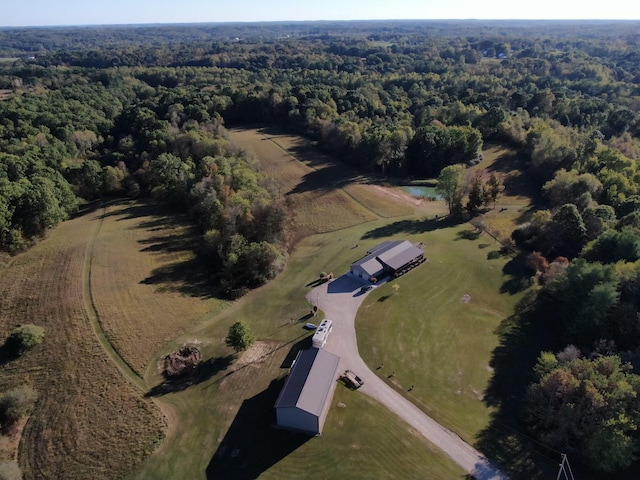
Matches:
[[145, 355, 234, 397], [474, 292, 562, 479], [288, 163, 361, 195], [138, 231, 199, 253], [455, 228, 482, 241], [140, 256, 217, 299], [206, 378, 311, 480], [500, 253, 534, 295], [0, 343, 19, 366], [360, 216, 463, 240]]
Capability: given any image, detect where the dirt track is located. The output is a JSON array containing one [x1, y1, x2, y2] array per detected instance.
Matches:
[[307, 274, 508, 480]]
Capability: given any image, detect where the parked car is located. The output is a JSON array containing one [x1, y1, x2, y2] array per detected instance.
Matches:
[[304, 323, 318, 330], [360, 285, 373, 293]]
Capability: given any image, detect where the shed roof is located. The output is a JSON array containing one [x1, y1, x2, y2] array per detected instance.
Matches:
[[351, 240, 423, 274], [352, 257, 386, 276], [377, 241, 424, 270], [274, 347, 340, 416], [351, 240, 403, 275]]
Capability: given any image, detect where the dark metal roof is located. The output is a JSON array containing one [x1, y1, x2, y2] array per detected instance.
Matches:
[[351, 240, 423, 274], [274, 347, 340, 416]]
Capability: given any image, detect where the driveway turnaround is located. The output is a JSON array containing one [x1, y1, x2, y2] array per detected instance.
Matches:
[[307, 274, 508, 480]]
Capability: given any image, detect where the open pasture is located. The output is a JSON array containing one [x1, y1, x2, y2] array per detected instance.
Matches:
[[0, 205, 163, 480], [227, 127, 417, 238], [89, 200, 221, 376]]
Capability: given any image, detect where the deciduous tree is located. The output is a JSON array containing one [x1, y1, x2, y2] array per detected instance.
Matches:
[[436, 164, 465, 216], [225, 321, 255, 352]]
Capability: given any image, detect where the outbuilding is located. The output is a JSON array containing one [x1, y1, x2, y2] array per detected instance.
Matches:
[[274, 347, 340, 435], [350, 240, 425, 282]]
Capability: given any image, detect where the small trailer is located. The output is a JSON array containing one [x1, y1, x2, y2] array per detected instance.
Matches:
[[342, 369, 364, 389], [312, 319, 333, 348]]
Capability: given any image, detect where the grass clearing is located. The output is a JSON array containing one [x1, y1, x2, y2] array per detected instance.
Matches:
[[0, 125, 533, 479], [131, 132, 531, 479], [133, 219, 470, 479], [468, 144, 542, 241], [0, 206, 163, 480], [227, 127, 417, 238], [355, 219, 527, 444], [89, 200, 222, 376]]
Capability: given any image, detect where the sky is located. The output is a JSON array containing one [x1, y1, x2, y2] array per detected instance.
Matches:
[[3, 0, 640, 27]]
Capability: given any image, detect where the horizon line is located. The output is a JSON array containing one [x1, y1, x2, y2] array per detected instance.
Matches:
[[2, 18, 640, 29]]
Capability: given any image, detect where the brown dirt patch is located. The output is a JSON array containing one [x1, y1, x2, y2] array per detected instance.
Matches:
[[235, 341, 275, 367], [0, 417, 27, 461]]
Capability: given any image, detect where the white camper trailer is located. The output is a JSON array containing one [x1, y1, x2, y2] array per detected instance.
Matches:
[[311, 319, 332, 348]]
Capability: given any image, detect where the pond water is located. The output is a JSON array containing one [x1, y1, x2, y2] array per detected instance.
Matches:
[[402, 185, 442, 200]]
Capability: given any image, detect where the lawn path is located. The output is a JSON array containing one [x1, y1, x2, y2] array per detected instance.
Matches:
[[308, 274, 509, 480]]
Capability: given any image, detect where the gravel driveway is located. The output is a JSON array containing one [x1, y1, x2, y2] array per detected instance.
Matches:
[[306, 273, 508, 480]]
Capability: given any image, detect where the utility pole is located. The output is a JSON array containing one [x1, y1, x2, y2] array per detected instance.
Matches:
[[556, 453, 575, 480]]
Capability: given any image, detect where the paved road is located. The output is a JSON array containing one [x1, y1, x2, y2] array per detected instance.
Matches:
[[307, 274, 508, 480]]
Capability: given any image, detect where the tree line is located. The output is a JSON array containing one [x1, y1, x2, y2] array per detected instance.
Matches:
[[2, 22, 640, 472]]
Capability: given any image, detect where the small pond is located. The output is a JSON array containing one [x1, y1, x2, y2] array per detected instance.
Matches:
[[402, 185, 442, 200]]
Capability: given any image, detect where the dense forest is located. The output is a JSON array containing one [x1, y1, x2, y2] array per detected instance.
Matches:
[[2, 20, 640, 475]]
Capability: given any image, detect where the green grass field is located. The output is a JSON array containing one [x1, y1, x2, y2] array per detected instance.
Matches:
[[0, 126, 536, 480], [132, 217, 470, 479], [356, 220, 525, 442]]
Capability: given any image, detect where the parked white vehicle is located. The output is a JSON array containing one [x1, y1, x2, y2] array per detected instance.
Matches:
[[311, 319, 333, 348]]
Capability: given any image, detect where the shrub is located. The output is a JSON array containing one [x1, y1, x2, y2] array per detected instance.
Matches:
[[4, 324, 45, 356], [225, 321, 255, 352], [0, 385, 38, 433]]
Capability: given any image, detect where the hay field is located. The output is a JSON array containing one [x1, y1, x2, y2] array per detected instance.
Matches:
[[227, 127, 416, 237], [89, 200, 221, 376], [0, 205, 164, 480]]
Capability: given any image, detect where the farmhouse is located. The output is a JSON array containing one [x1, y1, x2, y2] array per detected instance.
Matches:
[[350, 240, 425, 282], [274, 347, 340, 435]]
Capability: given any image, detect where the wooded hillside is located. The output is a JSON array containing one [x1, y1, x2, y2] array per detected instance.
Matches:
[[2, 20, 640, 476]]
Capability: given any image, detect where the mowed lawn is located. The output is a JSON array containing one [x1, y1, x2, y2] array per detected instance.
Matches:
[[355, 220, 525, 443], [132, 217, 467, 480]]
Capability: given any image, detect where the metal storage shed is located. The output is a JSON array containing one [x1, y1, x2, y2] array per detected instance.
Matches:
[[274, 347, 340, 435], [350, 240, 424, 281]]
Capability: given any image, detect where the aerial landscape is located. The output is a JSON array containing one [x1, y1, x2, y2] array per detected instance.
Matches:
[[2, 1, 640, 479]]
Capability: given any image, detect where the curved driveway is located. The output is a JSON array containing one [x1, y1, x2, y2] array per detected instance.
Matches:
[[307, 274, 508, 480]]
